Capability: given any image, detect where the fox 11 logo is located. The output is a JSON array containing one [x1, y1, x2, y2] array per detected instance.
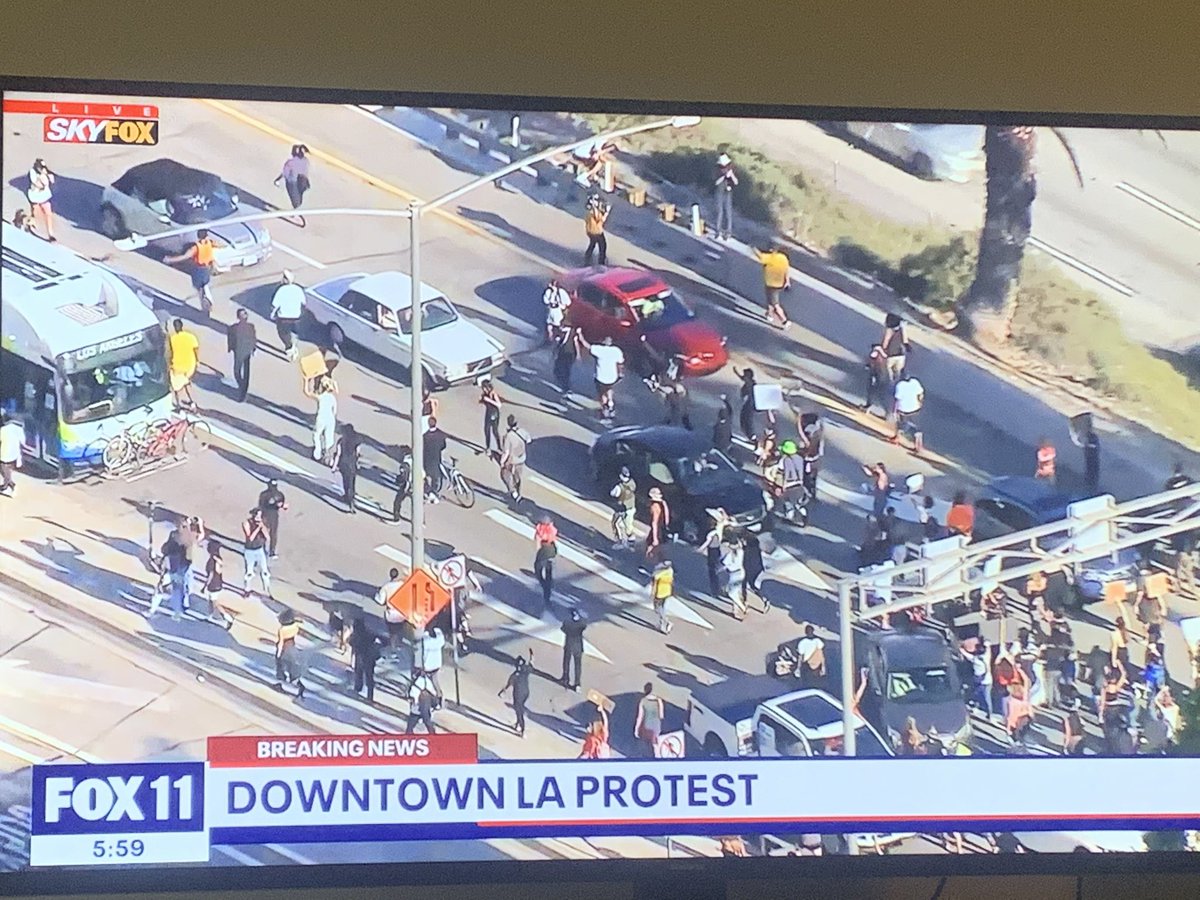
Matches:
[[32, 762, 205, 836]]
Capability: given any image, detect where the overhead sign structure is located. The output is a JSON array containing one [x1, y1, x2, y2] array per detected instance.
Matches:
[[388, 569, 451, 629]]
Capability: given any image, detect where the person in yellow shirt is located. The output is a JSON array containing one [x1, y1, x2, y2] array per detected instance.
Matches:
[[583, 194, 610, 266], [167, 318, 201, 411], [650, 559, 674, 634], [754, 244, 791, 329]]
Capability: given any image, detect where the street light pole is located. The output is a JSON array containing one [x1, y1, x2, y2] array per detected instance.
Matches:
[[408, 201, 425, 571], [839, 580, 857, 757]]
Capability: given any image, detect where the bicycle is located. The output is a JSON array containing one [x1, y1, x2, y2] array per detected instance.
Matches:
[[102, 414, 213, 472], [440, 456, 476, 508]]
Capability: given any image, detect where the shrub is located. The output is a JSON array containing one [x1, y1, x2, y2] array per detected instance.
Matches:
[[896, 237, 977, 307]]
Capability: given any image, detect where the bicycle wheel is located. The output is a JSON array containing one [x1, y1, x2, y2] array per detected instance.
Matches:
[[451, 472, 476, 509], [184, 418, 214, 454], [134, 418, 174, 466], [101, 435, 134, 472]]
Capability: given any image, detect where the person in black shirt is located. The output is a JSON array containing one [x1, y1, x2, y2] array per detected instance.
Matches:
[[734, 367, 758, 440], [862, 343, 889, 415], [499, 650, 534, 736], [349, 615, 383, 703], [553, 325, 579, 397], [257, 478, 288, 559], [330, 424, 361, 514], [423, 417, 448, 503], [713, 394, 733, 454], [560, 610, 587, 690], [226, 308, 257, 402]]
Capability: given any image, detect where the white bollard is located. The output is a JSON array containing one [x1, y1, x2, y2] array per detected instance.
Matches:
[[690, 204, 703, 236], [602, 159, 615, 193], [511, 115, 520, 147]]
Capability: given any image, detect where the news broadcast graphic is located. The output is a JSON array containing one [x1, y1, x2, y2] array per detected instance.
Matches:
[[3, 81, 1200, 877]]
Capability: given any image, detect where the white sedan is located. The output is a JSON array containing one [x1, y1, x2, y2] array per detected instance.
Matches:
[[302, 271, 507, 388]]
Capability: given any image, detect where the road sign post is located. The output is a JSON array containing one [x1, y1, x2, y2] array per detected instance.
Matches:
[[434, 555, 469, 708]]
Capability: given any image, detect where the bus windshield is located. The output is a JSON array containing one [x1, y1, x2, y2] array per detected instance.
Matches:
[[57, 328, 169, 424]]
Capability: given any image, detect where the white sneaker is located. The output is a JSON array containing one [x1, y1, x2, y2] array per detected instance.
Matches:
[[312, 448, 321, 460]]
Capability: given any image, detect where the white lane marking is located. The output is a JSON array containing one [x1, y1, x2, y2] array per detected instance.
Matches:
[[525, 472, 614, 521], [206, 421, 311, 476], [488, 838, 557, 861], [273, 241, 327, 270], [763, 548, 831, 592], [265, 843, 317, 864], [0, 739, 42, 765], [214, 845, 266, 866], [373, 545, 610, 662], [0, 660, 169, 708], [346, 103, 442, 152], [1027, 237, 1135, 296], [1115, 181, 1200, 232], [485, 510, 712, 630], [0, 713, 102, 763]]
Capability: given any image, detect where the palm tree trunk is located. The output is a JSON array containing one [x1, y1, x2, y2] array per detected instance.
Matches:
[[959, 126, 1038, 344]]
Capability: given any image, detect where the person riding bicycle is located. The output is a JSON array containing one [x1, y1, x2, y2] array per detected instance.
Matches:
[[609, 466, 637, 549]]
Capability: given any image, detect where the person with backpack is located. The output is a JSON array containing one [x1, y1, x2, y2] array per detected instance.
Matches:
[[406, 674, 438, 734], [609, 466, 638, 549], [499, 414, 530, 502], [533, 514, 558, 611], [164, 229, 217, 314]]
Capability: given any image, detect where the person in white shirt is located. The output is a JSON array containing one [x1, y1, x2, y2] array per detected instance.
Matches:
[[374, 567, 406, 652], [795, 624, 827, 687], [415, 626, 447, 705], [542, 278, 572, 343], [891, 372, 926, 453], [580, 335, 624, 421], [269, 270, 306, 360], [25, 158, 56, 242], [0, 412, 24, 495]]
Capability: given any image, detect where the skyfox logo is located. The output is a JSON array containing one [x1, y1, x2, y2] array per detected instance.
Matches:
[[44, 116, 159, 144]]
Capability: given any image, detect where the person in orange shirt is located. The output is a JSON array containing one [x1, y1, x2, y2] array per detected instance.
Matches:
[[1035, 437, 1057, 482], [946, 491, 975, 539], [164, 229, 217, 314]]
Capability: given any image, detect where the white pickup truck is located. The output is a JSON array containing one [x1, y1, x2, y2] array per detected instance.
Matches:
[[683, 674, 892, 759]]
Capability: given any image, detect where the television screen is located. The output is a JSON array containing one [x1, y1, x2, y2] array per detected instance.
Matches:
[[2, 81, 1199, 888]]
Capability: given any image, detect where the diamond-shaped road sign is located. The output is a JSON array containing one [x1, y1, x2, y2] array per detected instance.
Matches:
[[387, 569, 451, 629]]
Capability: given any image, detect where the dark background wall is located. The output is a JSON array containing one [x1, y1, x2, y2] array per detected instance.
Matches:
[[3, 1, 1199, 897]]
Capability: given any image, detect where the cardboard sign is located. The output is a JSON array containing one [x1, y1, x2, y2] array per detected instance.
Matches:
[[753, 383, 783, 412], [586, 689, 615, 715], [299, 350, 329, 380], [387, 569, 451, 629]]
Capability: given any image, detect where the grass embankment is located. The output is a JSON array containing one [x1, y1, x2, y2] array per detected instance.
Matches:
[[578, 114, 1200, 446]]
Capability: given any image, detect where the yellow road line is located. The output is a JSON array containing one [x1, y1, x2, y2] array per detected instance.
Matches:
[[201, 98, 558, 271]]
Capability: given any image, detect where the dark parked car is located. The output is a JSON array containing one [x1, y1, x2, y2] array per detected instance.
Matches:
[[974, 476, 1141, 604], [860, 627, 971, 751], [590, 425, 770, 541]]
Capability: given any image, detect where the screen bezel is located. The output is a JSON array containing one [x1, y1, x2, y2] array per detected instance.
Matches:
[[2, 71, 1199, 894]]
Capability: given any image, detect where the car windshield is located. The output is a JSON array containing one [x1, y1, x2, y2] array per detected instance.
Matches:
[[57, 328, 169, 424], [394, 297, 459, 334], [677, 448, 738, 486], [627, 290, 693, 331], [886, 666, 958, 703], [168, 183, 236, 225]]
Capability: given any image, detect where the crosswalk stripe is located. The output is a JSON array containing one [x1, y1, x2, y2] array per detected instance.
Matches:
[[485, 509, 713, 630]]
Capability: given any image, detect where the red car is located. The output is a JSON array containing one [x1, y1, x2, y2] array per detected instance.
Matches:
[[558, 267, 729, 377]]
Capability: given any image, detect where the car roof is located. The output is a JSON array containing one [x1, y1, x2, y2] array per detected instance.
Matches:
[[577, 266, 671, 300], [115, 159, 223, 198], [348, 271, 445, 311], [603, 424, 707, 458], [764, 690, 871, 740], [870, 630, 950, 669], [981, 475, 1074, 521]]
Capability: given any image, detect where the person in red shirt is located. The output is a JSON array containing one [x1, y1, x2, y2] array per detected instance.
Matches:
[[1035, 437, 1057, 482], [533, 515, 558, 611], [946, 491, 975, 539]]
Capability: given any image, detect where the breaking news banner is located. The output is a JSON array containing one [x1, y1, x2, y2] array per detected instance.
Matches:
[[25, 735, 1200, 866]]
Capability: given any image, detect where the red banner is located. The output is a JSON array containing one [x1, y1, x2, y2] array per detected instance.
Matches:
[[208, 733, 478, 768], [3, 98, 159, 117]]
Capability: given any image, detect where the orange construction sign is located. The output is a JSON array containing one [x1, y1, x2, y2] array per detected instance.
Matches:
[[387, 569, 451, 629]]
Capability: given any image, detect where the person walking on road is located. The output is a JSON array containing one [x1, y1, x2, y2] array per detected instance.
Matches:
[[375, 568, 406, 652], [25, 158, 57, 242], [406, 674, 438, 734], [561, 609, 587, 690], [610, 466, 638, 549], [720, 531, 748, 620], [645, 487, 671, 564], [415, 626, 447, 706], [148, 525, 189, 620], [634, 682, 665, 756], [542, 277, 572, 344], [890, 371, 925, 453], [422, 416, 448, 503], [272, 608, 306, 698], [241, 508, 272, 598], [796, 624, 827, 688], [713, 152, 738, 241], [881, 313, 910, 382], [713, 394, 733, 454], [178, 515, 206, 612], [201, 540, 235, 629], [499, 414, 530, 502], [662, 377, 693, 430], [743, 530, 769, 613], [226, 308, 257, 402], [700, 507, 732, 598], [349, 615, 383, 704], [167, 319, 201, 411], [650, 558, 675, 634], [257, 478, 288, 558], [499, 650, 534, 737], [580, 334, 624, 422], [269, 270, 305, 361], [533, 514, 559, 610], [1035, 437, 1057, 483], [307, 374, 338, 463], [0, 412, 24, 496], [863, 462, 890, 519], [163, 229, 217, 314], [863, 344, 890, 415], [1071, 425, 1101, 492], [330, 423, 362, 513], [583, 192, 610, 266], [734, 367, 758, 441], [274, 144, 312, 217], [753, 244, 791, 329], [478, 376, 503, 458], [552, 324, 581, 397]]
